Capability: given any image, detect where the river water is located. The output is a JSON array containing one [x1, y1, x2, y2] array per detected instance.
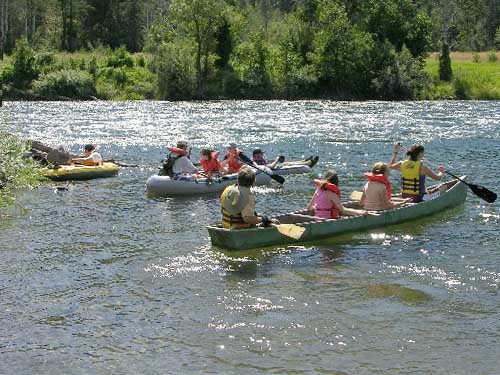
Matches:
[[1, 101, 499, 374]]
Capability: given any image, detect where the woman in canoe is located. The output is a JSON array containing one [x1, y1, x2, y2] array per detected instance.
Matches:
[[360, 162, 406, 211], [389, 144, 445, 202], [200, 149, 227, 177], [307, 171, 367, 219]]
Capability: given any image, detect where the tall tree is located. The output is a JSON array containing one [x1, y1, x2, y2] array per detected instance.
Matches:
[[0, 0, 8, 59], [169, 0, 224, 97]]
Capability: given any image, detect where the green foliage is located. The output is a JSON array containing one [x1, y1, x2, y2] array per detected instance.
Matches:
[[230, 32, 271, 98], [495, 27, 500, 50], [106, 47, 134, 68], [487, 51, 498, 63], [32, 70, 96, 98], [0, 128, 44, 208], [151, 42, 196, 100], [8, 39, 40, 88], [439, 43, 452, 82], [472, 52, 481, 63], [362, 0, 432, 57], [310, 1, 374, 98], [372, 46, 428, 100]]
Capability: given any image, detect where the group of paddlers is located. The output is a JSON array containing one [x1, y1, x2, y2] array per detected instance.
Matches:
[[159, 141, 319, 179], [220, 143, 446, 229]]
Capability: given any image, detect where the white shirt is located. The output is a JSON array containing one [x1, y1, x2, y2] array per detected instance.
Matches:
[[173, 156, 198, 174], [87, 151, 103, 163]]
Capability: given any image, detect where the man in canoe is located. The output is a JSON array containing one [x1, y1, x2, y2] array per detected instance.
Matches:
[[251, 148, 319, 169], [72, 144, 103, 166], [220, 167, 278, 229], [160, 140, 198, 178], [307, 171, 367, 218], [389, 143, 445, 202]]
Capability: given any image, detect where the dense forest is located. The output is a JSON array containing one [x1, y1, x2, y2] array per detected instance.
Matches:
[[1, 0, 499, 100]]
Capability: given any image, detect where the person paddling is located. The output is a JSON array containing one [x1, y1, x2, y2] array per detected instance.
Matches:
[[220, 167, 278, 229], [72, 144, 103, 166], [221, 142, 249, 174], [307, 171, 367, 219], [360, 162, 405, 211], [389, 143, 445, 202], [160, 140, 198, 178]]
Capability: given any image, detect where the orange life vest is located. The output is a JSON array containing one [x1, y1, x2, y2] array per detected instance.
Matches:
[[364, 172, 392, 199], [225, 149, 242, 174], [201, 151, 221, 172]]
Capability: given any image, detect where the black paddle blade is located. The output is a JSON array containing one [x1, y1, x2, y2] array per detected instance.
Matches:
[[271, 174, 285, 184], [469, 184, 497, 203]]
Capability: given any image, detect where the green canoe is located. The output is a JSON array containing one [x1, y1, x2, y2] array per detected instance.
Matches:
[[207, 177, 467, 250]]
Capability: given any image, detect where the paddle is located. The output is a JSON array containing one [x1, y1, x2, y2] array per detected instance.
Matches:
[[424, 159, 497, 203], [238, 153, 285, 184], [274, 223, 306, 240]]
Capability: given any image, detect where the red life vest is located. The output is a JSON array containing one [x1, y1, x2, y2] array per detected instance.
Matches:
[[167, 146, 188, 156], [313, 179, 341, 219], [364, 172, 392, 199], [201, 151, 221, 172], [225, 149, 242, 174]]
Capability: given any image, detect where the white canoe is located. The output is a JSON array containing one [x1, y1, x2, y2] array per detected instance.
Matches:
[[270, 164, 311, 176], [146, 167, 273, 196]]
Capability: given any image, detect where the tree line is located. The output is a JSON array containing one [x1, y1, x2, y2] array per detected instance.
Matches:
[[1, 0, 499, 100]]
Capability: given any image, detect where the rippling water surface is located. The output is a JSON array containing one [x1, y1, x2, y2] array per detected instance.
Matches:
[[1, 101, 499, 374]]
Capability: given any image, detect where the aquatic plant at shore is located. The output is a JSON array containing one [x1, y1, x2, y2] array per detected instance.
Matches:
[[0, 125, 44, 208]]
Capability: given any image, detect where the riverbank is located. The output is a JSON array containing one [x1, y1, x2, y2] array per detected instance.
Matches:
[[2, 50, 499, 101], [424, 51, 500, 100]]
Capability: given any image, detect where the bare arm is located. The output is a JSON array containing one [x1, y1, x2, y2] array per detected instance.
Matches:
[[422, 165, 444, 181], [307, 189, 319, 211], [389, 143, 402, 169], [332, 194, 366, 216]]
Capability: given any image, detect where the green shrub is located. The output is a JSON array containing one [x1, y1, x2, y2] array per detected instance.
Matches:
[[106, 46, 134, 68], [472, 52, 481, 63], [495, 26, 500, 50], [453, 75, 471, 99], [7, 38, 40, 88], [32, 69, 96, 98], [0, 129, 43, 208], [136, 55, 146, 67], [35, 52, 56, 69], [487, 51, 498, 63]]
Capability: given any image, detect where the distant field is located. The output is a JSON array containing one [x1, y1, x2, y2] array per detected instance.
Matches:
[[425, 51, 500, 99]]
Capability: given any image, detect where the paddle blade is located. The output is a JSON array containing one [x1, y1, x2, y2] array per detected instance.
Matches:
[[469, 184, 497, 203], [271, 174, 285, 184], [276, 224, 306, 240]]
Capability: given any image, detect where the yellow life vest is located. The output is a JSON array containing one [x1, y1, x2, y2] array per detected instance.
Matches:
[[220, 184, 250, 229], [401, 160, 423, 195]]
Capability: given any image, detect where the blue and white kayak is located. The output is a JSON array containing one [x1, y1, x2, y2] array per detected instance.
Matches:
[[146, 167, 273, 196]]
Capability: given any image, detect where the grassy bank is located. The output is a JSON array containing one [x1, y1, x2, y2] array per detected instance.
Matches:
[[2, 48, 499, 101], [1, 45, 157, 101], [424, 51, 500, 100]]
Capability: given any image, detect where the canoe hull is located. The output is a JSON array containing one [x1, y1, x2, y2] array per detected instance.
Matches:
[[146, 167, 273, 196], [207, 178, 468, 250], [42, 162, 119, 181]]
